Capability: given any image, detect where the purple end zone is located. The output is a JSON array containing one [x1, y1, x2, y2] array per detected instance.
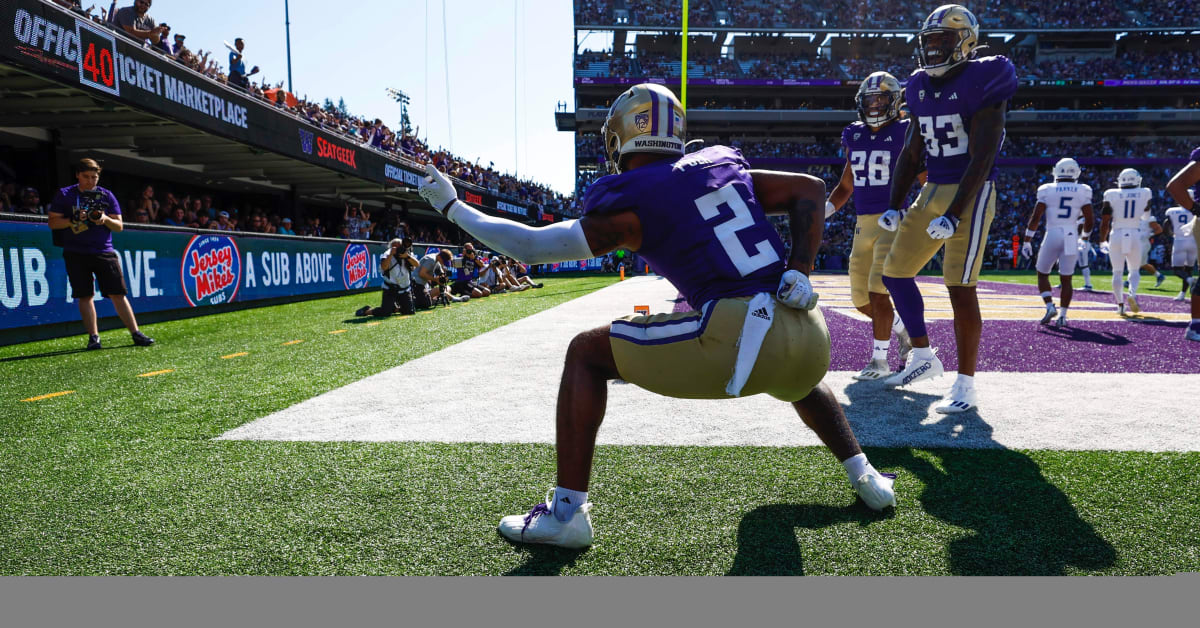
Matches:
[[673, 278, 1196, 374]]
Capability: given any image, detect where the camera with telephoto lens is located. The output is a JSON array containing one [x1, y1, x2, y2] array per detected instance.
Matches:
[[74, 190, 108, 223]]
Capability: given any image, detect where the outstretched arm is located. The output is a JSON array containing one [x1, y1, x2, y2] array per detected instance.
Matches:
[[1166, 160, 1200, 215], [418, 164, 640, 264]]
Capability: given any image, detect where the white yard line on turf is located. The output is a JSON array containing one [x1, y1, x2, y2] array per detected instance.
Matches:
[[220, 275, 1200, 452]]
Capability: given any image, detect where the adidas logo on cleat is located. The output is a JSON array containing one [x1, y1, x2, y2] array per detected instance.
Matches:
[[902, 362, 931, 385], [751, 307, 770, 320]]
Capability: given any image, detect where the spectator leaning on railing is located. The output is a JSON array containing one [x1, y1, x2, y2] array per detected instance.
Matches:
[[113, 0, 167, 46]]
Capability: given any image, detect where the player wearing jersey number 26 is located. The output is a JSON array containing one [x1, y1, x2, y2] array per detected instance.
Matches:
[[418, 83, 896, 549]]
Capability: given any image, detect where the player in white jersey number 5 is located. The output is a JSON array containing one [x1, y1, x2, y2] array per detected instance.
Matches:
[[1020, 158, 1094, 326]]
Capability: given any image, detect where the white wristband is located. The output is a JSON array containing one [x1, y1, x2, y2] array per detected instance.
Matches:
[[1079, 230, 1091, 239], [1024, 229, 1037, 238]]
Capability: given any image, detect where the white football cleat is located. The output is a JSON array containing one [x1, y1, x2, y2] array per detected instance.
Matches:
[[1039, 304, 1057, 325], [498, 490, 594, 549], [1155, 273, 1165, 288], [852, 471, 897, 511], [1174, 292, 1186, 302], [1126, 293, 1140, 313], [1187, 327, 1200, 342], [884, 349, 943, 387], [1117, 303, 1127, 317], [1054, 313, 1067, 327], [852, 358, 892, 381], [935, 380, 978, 414], [1082, 284, 1095, 291]]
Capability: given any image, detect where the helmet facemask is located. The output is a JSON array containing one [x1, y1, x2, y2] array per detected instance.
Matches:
[[858, 92, 898, 128], [918, 28, 969, 78]]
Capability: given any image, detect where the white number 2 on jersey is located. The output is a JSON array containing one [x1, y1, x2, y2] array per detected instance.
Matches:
[[694, 184, 781, 277], [849, 150, 891, 187], [918, 114, 968, 158]]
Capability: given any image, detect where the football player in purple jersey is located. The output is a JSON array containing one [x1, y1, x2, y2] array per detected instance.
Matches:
[[1166, 146, 1200, 340], [418, 83, 897, 548], [826, 71, 925, 380], [876, 4, 1017, 413]]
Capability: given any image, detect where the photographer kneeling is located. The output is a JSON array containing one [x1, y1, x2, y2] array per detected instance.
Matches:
[[411, 248, 465, 309], [450, 243, 490, 299], [355, 238, 419, 317], [47, 159, 155, 350]]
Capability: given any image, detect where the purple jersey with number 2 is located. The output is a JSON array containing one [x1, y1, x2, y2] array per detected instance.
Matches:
[[583, 145, 786, 309], [906, 55, 1018, 184]]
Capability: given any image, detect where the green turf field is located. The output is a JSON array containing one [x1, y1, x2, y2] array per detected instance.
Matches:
[[3, 275, 1197, 575], [978, 270, 1190, 297]]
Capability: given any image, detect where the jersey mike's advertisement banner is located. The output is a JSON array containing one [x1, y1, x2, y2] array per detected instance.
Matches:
[[0, 0, 535, 221], [0, 221, 387, 331]]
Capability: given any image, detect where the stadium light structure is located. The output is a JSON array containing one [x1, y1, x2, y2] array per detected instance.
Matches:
[[285, 0, 295, 94], [387, 88, 412, 136]]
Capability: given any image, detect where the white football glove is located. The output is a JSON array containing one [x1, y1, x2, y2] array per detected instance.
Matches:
[[1077, 238, 1090, 253], [417, 163, 458, 214], [878, 208, 904, 232], [1021, 241, 1033, 258], [1099, 241, 1110, 256], [777, 270, 819, 310], [824, 200, 837, 219], [927, 214, 959, 240]]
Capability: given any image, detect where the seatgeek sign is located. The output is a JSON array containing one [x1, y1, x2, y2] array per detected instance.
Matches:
[[0, 221, 385, 331]]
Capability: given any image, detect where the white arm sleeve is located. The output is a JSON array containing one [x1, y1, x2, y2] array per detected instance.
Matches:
[[445, 201, 595, 264]]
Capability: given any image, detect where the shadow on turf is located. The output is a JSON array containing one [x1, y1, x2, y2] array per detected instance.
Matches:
[[501, 538, 587, 576], [1036, 325, 1130, 345], [0, 344, 138, 363], [727, 504, 893, 576], [831, 383, 1117, 575]]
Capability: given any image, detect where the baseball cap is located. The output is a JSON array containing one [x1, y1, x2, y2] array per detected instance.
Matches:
[[218, 210, 230, 218], [281, 217, 292, 223]]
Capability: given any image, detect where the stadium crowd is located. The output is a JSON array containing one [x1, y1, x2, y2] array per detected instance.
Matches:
[[49, 1, 571, 219], [574, 0, 1195, 29], [578, 47, 1200, 81]]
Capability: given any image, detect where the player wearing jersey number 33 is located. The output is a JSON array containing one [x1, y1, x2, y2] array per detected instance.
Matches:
[[419, 82, 896, 549], [875, 4, 1018, 414]]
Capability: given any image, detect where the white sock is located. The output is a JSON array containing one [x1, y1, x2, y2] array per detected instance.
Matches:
[[552, 486, 588, 522], [913, 346, 934, 360], [872, 340, 889, 361], [842, 453, 874, 484], [892, 317, 907, 334], [1082, 267, 1092, 283], [1059, 307, 1068, 317], [955, 373, 974, 389]]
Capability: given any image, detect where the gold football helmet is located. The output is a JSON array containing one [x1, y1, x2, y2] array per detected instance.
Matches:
[[600, 83, 686, 174], [917, 4, 980, 78], [856, 71, 903, 127]]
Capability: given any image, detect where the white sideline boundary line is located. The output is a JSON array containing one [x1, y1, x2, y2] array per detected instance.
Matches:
[[220, 276, 1200, 452]]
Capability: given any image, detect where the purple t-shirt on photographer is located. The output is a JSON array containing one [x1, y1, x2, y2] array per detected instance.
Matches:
[[49, 185, 122, 255]]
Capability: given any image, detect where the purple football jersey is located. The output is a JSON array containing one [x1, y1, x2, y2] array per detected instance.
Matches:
[[583, 145, 786, 309], [840, 118, 910, 215], [48, 185, 121, 255], [906, 55, 1018, 184]]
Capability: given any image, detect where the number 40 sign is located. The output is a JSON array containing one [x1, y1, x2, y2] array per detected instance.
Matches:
[[74, 19, 120, 97]]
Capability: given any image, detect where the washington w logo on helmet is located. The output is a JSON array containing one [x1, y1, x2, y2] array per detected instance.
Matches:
[[600, 83, 686, 175]]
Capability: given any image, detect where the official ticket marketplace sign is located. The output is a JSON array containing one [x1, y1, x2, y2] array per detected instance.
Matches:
[[0, 220, 387, 331], [0, 0, 535, 219]]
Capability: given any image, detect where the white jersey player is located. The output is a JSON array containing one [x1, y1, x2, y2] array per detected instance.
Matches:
[[1099, 168, 1153, 315], [1020, 158, 1094, 325], [1076, 215, 1096, 290], [1165, 197, 1197, 300], [1136, 211, 1166, 288]]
